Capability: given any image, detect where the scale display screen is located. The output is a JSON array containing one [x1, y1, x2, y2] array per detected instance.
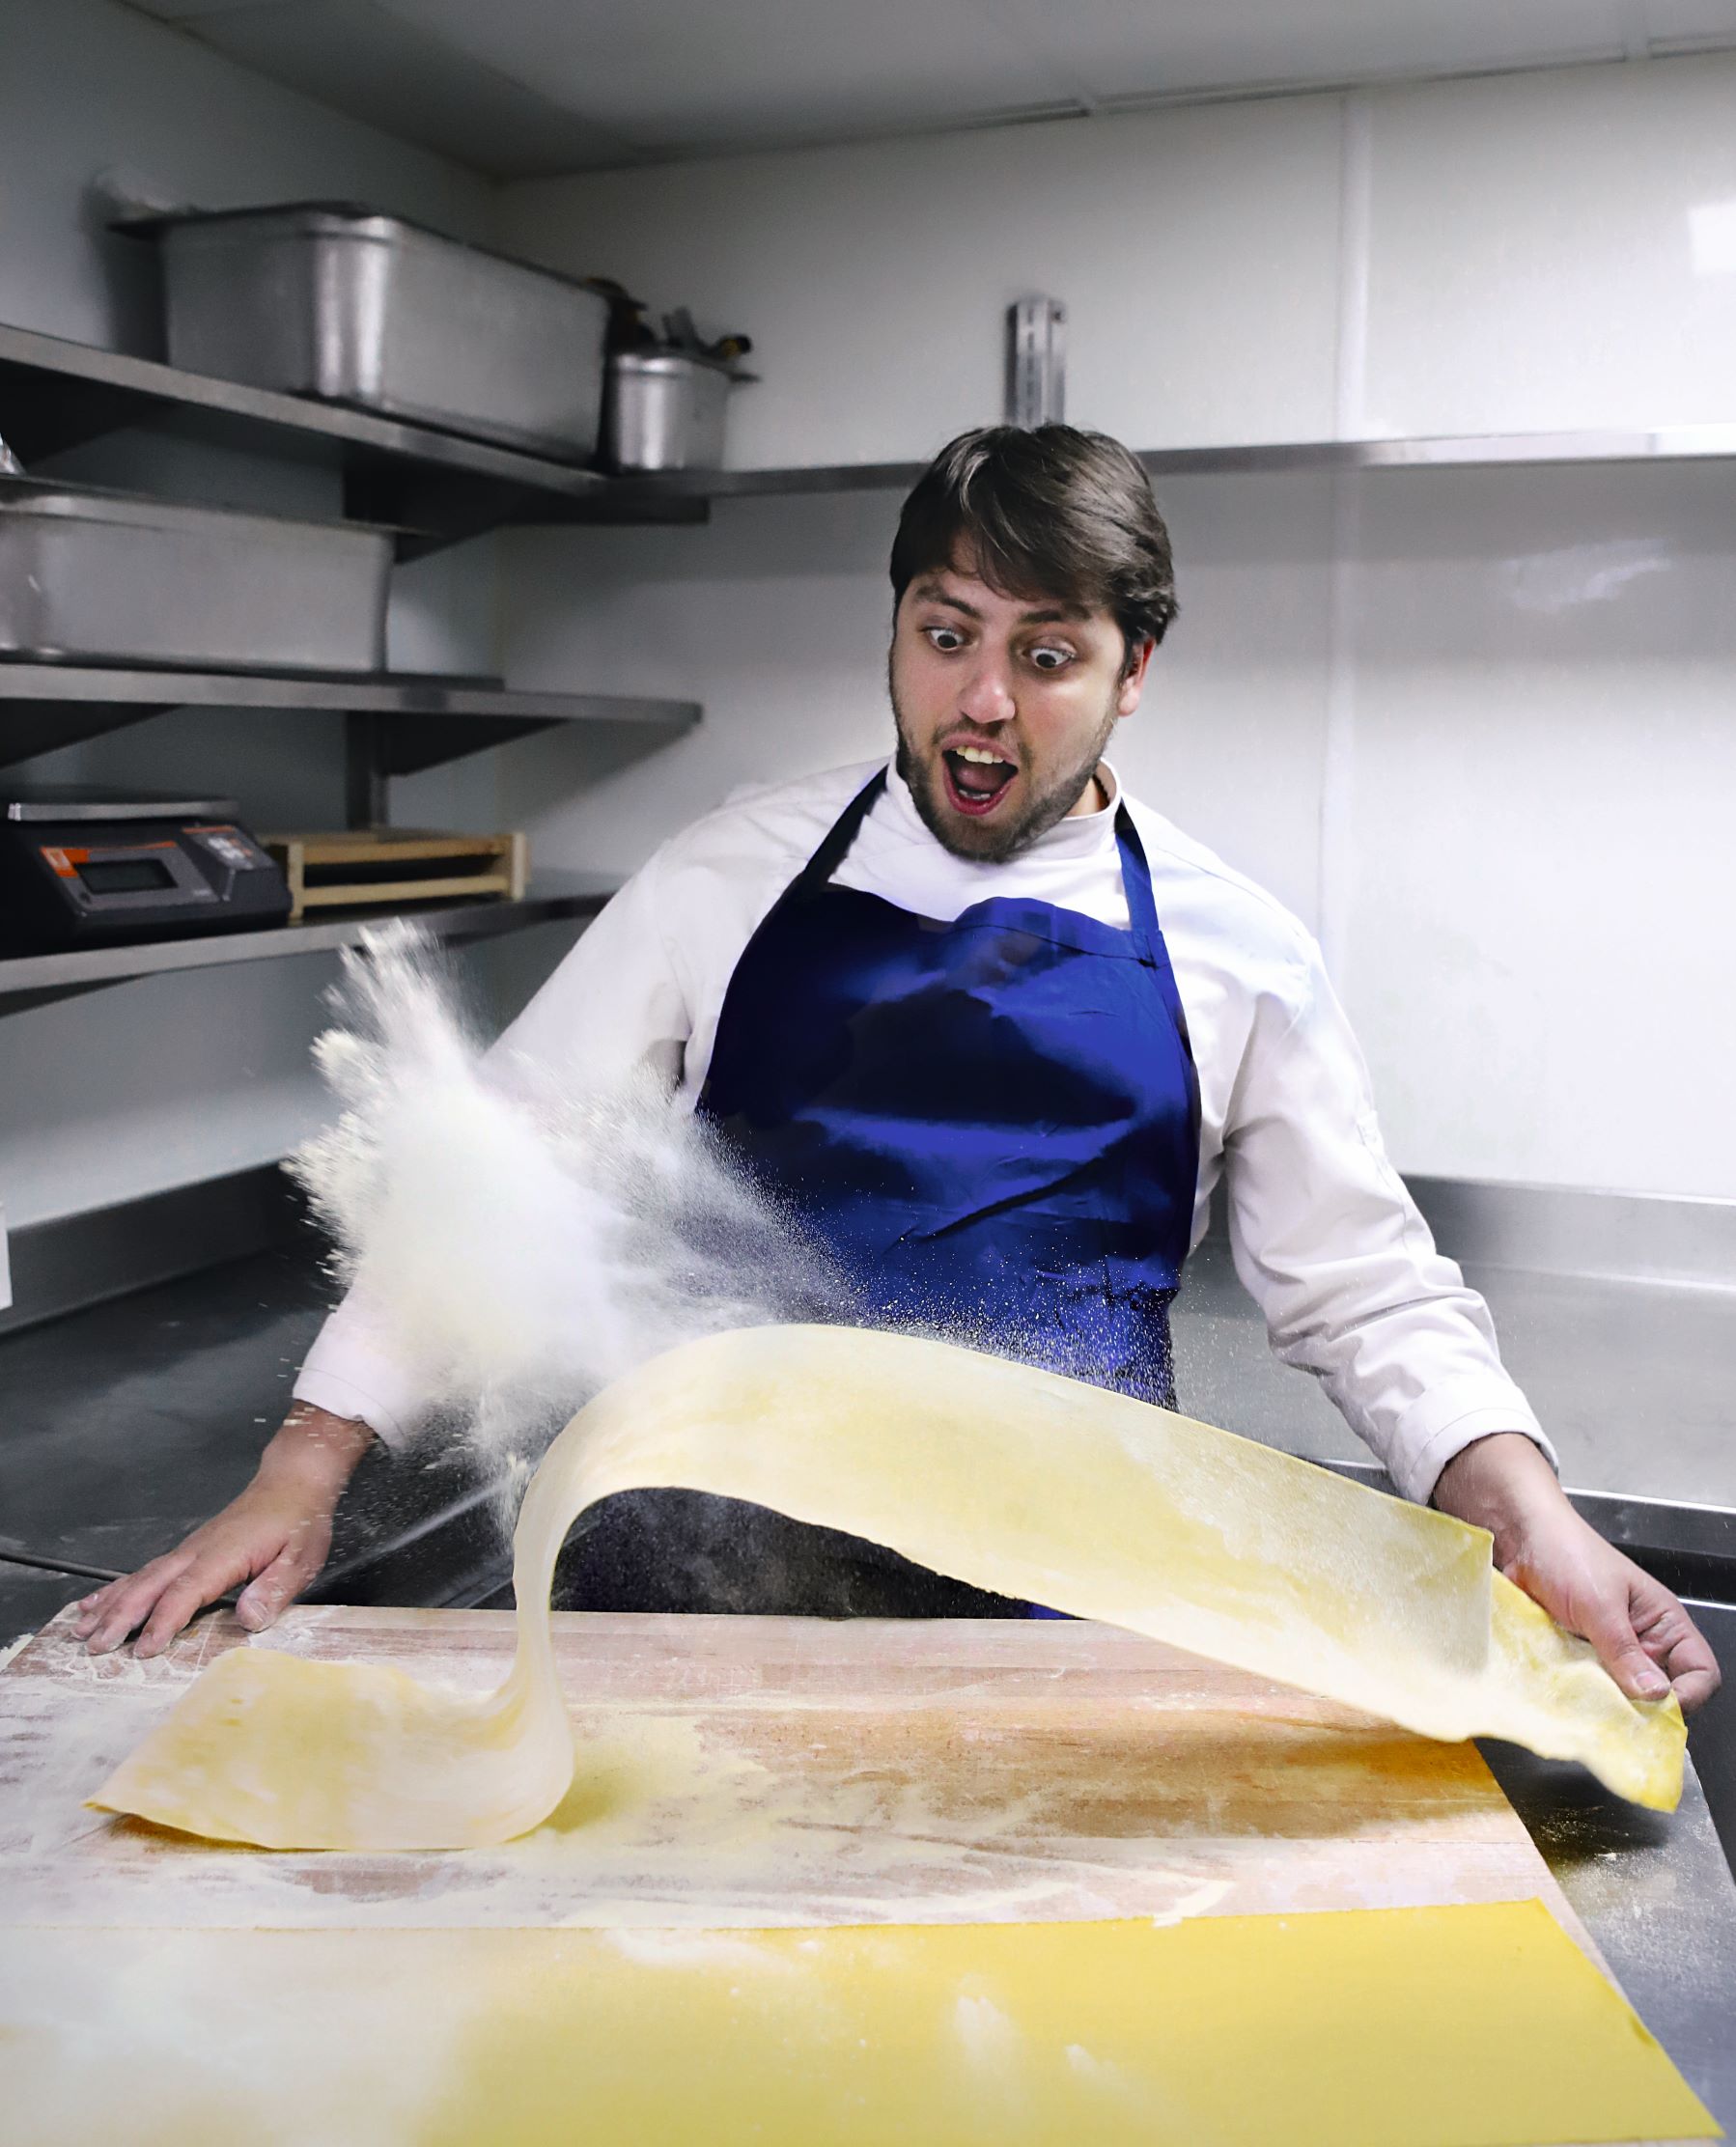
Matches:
[[77, 856, 178, 895], [0, 806, 291, 954]]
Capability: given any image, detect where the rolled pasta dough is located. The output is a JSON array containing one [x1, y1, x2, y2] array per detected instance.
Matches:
[[92, 1324, 1683, 1849]]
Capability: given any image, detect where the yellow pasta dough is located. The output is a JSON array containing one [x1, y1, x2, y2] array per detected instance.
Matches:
[[0, 1905, 1719, 2145], [92, 1324, 1684, 1849]]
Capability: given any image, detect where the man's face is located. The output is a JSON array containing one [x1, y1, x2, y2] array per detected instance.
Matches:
[[889, 554, 1153, 863]]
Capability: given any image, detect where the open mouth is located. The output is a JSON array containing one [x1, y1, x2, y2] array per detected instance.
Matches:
[[941, 745, 1019, 818]]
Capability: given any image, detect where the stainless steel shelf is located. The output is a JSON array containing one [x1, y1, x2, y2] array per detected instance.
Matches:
[[0, 874, 618, 1013], [0, 322, 708, 553], [0, 661, 701, 772], [13, 321, 1731, 538], [605, 421, 1736, 507], [12, 322, 1734, 527]]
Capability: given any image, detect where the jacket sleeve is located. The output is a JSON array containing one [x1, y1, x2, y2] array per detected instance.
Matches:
[[1219, 934, 1553, 1505], [291, 854, 691, 1449]]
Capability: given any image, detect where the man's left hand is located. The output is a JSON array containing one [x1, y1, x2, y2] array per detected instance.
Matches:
[[1433, 1432, 1722, 1715]]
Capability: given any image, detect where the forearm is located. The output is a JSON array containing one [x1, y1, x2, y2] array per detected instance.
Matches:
[[1430, 1430, 1567, 1556], [256, 1401, 376, 1501]]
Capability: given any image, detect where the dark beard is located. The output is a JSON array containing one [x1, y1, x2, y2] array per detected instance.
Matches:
[[891, 687, 1120, 864]]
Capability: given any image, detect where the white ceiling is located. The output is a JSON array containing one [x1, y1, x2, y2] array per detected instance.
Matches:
[[125, 0, 1736, 181]]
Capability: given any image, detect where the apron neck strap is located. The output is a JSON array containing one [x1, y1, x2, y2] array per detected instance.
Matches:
[[794, 767, 1164, 972], [1112, 804, 1162, 965], [1115, 804, 1192, 1056], [792, 767, 888, 896]]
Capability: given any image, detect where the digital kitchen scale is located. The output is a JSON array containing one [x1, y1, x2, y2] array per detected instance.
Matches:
[[0, 787, 291, 954]]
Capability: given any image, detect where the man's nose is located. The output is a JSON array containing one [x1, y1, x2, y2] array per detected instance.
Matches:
[[958, 655, 1016, 727]]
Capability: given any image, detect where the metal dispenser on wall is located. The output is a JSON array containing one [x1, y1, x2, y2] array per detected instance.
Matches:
[[1006, 295, 1067, 427]]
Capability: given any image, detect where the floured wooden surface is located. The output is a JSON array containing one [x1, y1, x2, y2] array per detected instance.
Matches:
[[4, 1604, 1599, 1951]]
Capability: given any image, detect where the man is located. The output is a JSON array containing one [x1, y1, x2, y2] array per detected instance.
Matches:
[[75, 426, 1719, 1714]]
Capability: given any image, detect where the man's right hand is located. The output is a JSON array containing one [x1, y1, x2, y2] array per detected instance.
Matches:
[[71, 1405, 375, 1659]]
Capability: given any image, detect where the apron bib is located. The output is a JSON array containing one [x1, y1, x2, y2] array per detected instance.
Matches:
[[696, 768, 1201, 1408]]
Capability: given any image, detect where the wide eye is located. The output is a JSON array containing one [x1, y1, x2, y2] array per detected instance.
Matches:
[[1029, 644, 1074, 673], [924, 625, 966, 653]]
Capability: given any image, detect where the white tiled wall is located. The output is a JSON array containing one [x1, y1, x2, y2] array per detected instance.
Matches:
[[1340, 460, 1736, 1192], [498, 492, 902, 860], [497, 54, 1736, 1200], [0, 0, 489, 358], [501, 95, 1348, 463], [1358, 60, 1736, 436], [498, 472, 1336, 931]]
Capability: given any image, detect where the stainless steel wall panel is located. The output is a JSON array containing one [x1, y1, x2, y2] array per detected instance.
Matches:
[[1409, 1174, 1736, 1292]]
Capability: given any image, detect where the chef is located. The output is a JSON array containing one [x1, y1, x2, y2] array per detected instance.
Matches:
[[76, 425, 1719, 1713]]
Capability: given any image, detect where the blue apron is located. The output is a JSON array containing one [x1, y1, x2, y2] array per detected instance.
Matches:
[[696, 768, 1201, 1410]]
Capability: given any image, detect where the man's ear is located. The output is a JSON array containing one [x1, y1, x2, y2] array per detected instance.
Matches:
[[1116, 636, 1157, 717]]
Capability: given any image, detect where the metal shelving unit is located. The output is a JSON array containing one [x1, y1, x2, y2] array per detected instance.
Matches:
[[0, 662, 701, 821], [0, 872, 620, 1015], [15, 315, 1734, 528], [17, 318, 1734, 536], [0, 321, 703, 1014], [0, 321, 707, 556]]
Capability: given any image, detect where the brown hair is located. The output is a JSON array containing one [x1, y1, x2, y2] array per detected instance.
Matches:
[[889, 425, 1179, 662]]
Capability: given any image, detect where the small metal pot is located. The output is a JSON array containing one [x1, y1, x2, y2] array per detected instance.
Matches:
[[604, 351, 742, 473]]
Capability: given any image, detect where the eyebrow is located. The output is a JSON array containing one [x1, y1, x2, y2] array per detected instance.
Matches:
[[910, 578, 1086, 627]]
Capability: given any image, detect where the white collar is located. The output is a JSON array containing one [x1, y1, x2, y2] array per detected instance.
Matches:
[[881, 756, 1122, 866]]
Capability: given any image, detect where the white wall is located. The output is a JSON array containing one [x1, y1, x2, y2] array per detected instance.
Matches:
[[0, 0, 510, 1229], [496, 54, 1736, 1200], [499, 95, 1347, 467], [1343, 460, 1736, 1191], [496, 473, 1335, 931]]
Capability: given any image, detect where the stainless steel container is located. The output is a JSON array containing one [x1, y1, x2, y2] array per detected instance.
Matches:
[[605, 350, 738, 472], [0, 479, 390, 673], [152, 206, 611, 463]]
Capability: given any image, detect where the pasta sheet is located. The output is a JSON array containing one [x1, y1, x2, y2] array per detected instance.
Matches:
[[92, 1324, 1684, 1850], [2, 1905, 1719, 2145]]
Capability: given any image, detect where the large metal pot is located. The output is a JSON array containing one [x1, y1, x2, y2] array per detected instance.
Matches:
[[146, 204, 611, 464]]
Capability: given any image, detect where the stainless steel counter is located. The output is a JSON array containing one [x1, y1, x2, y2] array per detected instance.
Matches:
[[0, 1243, 506, 1647], [1485, 1743, 1736, 2129]]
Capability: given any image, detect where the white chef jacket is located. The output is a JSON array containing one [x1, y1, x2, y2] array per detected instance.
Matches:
[[294, 756, 1550, 1504]]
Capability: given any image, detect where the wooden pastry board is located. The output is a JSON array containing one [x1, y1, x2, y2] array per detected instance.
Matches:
[[1, 1602, 1610, 1941], [2, 1605, 1711, 2147]]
